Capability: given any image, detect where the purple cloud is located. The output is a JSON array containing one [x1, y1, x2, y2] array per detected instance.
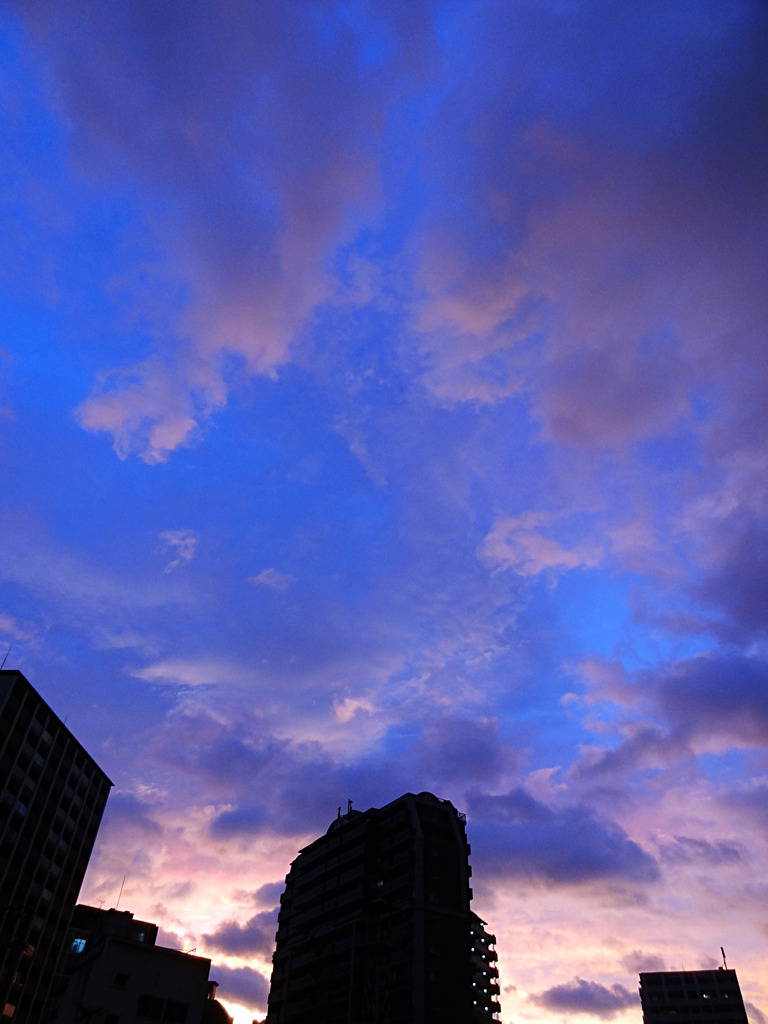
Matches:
[[574, 653, 768, 783], [532, 978, 639, 1019], [208, 964, 270, 1011], [621, 951, 666, 975], [658, 836, 745, 866], [253, 881, 285, 907], [203, 909, 278, 956], [101, 792, 162, 835], [210, 804, 268, 839], [468, 789, 659, 886]]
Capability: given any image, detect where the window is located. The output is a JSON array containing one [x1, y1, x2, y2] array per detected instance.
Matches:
[[136, 997, 187, 1023], [70, 938, 86, 954], [136, 995, 163, 1020], [163, 1001, 188, 1022]]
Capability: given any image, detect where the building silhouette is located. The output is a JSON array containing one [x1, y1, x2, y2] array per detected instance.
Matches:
[[52, 905, 229, 1024], [640, 969, 749, 1024], [265, 791, 501, 1024], [0, 669, 112, 1023]]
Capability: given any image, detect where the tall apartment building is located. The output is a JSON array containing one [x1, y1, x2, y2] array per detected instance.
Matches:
[[640, 969, 749, 1024], [0, 669, 112, 1024], [265, 791, 501, 1024]]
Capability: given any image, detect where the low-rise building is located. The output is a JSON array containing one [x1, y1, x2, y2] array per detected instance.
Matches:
[[53, 905, 214, 1024], [640, 968, 749, 1024]]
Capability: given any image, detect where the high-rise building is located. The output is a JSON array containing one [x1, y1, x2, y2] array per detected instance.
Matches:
[[640, 969, 749, 1024], [52, 905, 225, 1024], [265, 791, 501, 1024], [0, 669, 112, 1024]]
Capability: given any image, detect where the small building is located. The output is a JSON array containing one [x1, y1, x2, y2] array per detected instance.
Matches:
[[53, 905, 213, 1024], [639, 969, 749, 1024]]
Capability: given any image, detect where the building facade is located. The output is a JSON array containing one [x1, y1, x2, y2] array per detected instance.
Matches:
[[470, 912, 501, 1021], [640, 969, 749, 1024], [0, 669, 112, 1023], [265, 791, 501, 1024], [52, 905, 215, 1024]]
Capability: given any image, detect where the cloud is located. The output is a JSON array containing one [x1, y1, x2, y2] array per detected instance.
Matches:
[[10, 0, 436, 461], [159, 529, 200, 573], [208, 964, 270, 1011], [76, 357, 211, 464], [746, 1003, 768, 1024], [0, 613, 35, 643], [621, 951, 666, 975], [248, 568, 296, 591], [417, 715, 506, 784], [410, 0, 768, 453], [574, 653, 768, 781], [480, 511, 603, 577], [99, 792, 162, 836], [203, 908, 278, 956], [658, 836, 745, 867], [532, 978, 638, 1019], [253, 881, 285, 907], [717, 785, 768, 831], [210, 805, 269, 839], [468, 789, 659, 886], [657, 654, 768, 750], [694, 515, 768, 642]]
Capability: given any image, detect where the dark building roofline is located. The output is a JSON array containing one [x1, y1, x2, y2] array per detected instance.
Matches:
[[0, 668, 114, 786]]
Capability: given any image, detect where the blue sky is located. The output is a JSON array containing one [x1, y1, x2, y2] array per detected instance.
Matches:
[[2, 2, 768, 1021]]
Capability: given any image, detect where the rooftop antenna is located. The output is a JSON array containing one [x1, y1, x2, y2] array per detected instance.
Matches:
[[347, 799, 353, 813], [0, 645, 10, 670], [721, 947, 728, 970]]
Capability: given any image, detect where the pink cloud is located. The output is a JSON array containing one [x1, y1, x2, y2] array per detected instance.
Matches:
[[480, 511, 603, 577], [12, 0, 435, 461], [159, 529, 200, 573], [247, 569, 296, 592], [408, 4, 768, 463]]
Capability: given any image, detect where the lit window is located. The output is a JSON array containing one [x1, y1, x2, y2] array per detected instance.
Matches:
[[71, 938, 86, 954]]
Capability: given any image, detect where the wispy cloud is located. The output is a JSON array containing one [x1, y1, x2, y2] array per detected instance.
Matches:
[[159, 529, 200, 573], [247, 568, 296, 591]]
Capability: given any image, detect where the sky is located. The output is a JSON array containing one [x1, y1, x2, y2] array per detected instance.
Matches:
[[1, 1, 768, 1021]]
